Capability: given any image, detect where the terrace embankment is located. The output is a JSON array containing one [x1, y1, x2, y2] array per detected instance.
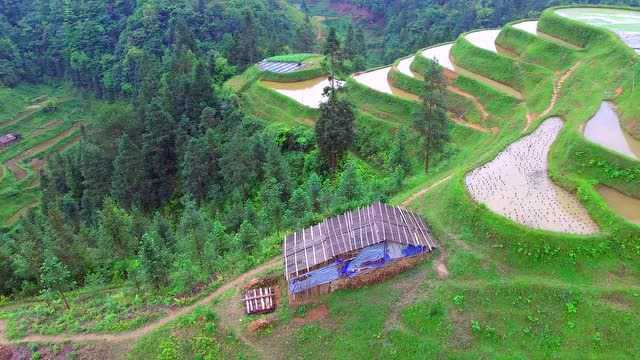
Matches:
[[465, 117, 599, 234], [512, 20, 583, 50]]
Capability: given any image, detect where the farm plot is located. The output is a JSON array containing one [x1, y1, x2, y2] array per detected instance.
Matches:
[[397, 43, 455, 79], [583, 102, 640, 160], [260, 77, 343, 109], [556, 7, 640, 53], [353, 67, 420, 101], [464, 29, 501, 53], [466, 117, 599, 234]]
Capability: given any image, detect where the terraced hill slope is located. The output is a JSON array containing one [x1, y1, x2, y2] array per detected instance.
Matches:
[[1, 5, 640, 359], [0, 84, 118, 228], [215, 5, 640, 358]]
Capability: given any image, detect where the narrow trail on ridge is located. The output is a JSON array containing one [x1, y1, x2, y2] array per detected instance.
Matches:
[[400, 174, 453, 208], [0, 258, 281, 346], [447, 85, 490, 121], [525, 61, 583, 131]]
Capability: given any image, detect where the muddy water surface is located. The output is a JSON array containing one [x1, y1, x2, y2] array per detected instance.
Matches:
[[353, 67, 420, 101], [397, 56, 419, 79], [556, 7, 640, 53], [584, 102, 640, 160], [464, 29, 501, 53], [466, 117, 599, 234], [597, 186, 640, 224], [261, 77, 339, 109], [421, 43, 455, 71]]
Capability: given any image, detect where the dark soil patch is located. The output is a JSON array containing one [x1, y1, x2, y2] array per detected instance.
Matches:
[[293, 304, 329, 326], [449, 309, 472, 350]]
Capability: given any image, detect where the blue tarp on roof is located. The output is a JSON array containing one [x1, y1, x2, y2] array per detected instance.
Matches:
[[289, 242, 427, 294]]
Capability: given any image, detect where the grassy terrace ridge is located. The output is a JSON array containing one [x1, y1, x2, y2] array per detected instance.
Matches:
[[450, 30, 555, 116], [496, 19, 581, 72]]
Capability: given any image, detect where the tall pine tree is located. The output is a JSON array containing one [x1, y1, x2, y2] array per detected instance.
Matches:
[[413, 61, 449, 172]]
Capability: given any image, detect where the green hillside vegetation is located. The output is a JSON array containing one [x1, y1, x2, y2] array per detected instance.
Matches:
[[0, 84, 114, 228], [202, 5, 639, 359], [1, 2, 640, 359]]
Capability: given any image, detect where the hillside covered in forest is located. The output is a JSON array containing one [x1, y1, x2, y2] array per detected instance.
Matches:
[[1, 1, 640, 359]]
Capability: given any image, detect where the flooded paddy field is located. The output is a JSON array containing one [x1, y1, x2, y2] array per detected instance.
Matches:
[[583, 102, 640, 160], [597, 185, 640, 224], [556, 7, 640, 53], [397, 56, 419, 78], [466, 117, 599, 234], [464, 29, 501, 53], [261, 77, 342, 109], [397, 43, 455, 80], [353, 67, 420, 101]]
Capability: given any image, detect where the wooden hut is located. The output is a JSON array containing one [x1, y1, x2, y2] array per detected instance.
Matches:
[[283, 202, 437, 303], [0, 133, 20, 149]]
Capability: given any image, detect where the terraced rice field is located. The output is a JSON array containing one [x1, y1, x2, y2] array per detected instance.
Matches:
[[0, 84, 104, 227], [583, 102, 640, 159], [597, 185, 640, 224], [352, 67, 420, 101], [464, 29, 501, 53], [465, 117, 599, 234], [512, 20, 583, 50], [556, 7, 640, 52], [261, 77, 343, 109], [397, 43, 455, 79]]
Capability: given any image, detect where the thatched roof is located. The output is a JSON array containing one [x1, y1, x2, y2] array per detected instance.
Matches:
[[283, 202, 437, 280]]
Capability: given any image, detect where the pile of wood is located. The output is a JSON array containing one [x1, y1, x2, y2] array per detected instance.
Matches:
[[242, 287, 276, 315]]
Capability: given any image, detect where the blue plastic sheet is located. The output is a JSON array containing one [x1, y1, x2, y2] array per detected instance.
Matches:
[[343, 243, 388, 277], [289, 262, 341, 294], [289, 243, 427, 293]]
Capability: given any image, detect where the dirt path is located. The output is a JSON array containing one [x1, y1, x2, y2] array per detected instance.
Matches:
[[451, 115, 494, 134], [539, 61, 582, 120], [0, 258, 281, 345], [447, 85, 490, 121], [400, 174, 453, 208]]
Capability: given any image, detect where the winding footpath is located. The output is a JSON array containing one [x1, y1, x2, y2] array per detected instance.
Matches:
[[526, 61, 583, 131], [0, 258, 281, 345]]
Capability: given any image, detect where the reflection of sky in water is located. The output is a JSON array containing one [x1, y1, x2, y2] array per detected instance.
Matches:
[[584, 102, 640, 160], [261, 77, 344, 109], [464, 30, 501, 53]]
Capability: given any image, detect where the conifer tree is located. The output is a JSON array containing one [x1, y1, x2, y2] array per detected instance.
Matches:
[[336, 161, 361, 202], [111, 134, 143, 209], [323, 27, 341, 83], [138, 232, 170, 290], [413, 61, 449, 172], [315, 90, 355, 171]]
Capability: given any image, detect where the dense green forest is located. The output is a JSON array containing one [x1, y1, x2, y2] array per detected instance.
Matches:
[[296, 0, 640, 63], [0, 0, 394, 299]]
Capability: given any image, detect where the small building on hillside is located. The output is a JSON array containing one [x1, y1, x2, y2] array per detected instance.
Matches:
[[283, 202, 437, 303], [0, 133, 20, 149]]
